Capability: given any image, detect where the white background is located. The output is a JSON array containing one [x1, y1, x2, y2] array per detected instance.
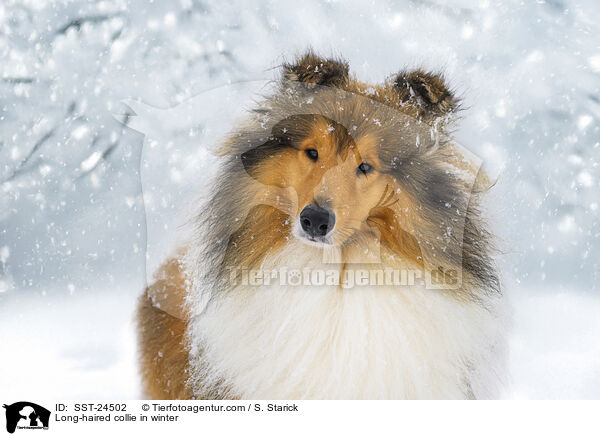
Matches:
[[3, 401, 600, 436]]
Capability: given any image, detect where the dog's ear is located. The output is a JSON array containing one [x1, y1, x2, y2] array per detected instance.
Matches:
[[393, 69, 459, 118], [283, 51, 349, 87]]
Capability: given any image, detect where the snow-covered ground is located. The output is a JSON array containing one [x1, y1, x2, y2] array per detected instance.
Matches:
[[1, 0, 599, 399], [0, 286, 141, 400]]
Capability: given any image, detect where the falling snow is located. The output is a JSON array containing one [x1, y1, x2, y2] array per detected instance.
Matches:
[[0, 0, 599, 399]]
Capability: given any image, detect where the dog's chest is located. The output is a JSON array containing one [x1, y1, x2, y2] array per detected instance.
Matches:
[[188, 248, 497, 399]]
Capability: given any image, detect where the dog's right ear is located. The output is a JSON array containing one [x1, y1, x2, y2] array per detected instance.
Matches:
[[392, 69, 459, 119], [283, 51, 349, 88]]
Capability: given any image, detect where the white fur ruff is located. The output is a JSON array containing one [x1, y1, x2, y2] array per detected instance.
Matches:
[[186, 241, 504, 399]]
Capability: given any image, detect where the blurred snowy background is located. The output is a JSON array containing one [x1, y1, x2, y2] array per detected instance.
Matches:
[[1, 0, 599, 399]]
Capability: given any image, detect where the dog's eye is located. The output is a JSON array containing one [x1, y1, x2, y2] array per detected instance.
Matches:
[[357, 162, 373, 175], [305, 148, 318, 162]]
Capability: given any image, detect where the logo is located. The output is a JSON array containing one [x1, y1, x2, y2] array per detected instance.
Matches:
[[3, 402, 50, 433]]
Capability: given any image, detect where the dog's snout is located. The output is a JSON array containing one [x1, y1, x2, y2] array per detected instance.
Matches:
[[300, 205, 335, 237]]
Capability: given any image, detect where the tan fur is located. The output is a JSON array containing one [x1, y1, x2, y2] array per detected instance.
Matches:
[[137, 255, 193, 399]]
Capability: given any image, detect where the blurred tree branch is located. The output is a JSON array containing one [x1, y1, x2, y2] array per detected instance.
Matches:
[[55, 14, 124, 35]]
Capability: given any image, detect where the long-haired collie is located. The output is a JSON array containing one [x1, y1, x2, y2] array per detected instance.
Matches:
[[137, 51, 505, 400]]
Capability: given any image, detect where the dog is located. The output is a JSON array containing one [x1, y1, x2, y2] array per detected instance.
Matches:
[[137, 51, 504, 399]]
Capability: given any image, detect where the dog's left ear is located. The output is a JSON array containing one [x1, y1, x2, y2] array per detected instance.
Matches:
[[393, 69, 459, 119], [283, 51, 349, 88]]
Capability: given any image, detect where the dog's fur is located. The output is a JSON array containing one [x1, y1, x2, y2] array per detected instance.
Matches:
[[137, 52, 504, 399]]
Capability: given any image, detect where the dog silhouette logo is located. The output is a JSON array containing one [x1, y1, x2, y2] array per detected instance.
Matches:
[[3, 402, 50, 433]]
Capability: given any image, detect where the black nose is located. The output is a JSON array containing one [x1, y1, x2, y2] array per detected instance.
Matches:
[[300, 205, 335, 237]]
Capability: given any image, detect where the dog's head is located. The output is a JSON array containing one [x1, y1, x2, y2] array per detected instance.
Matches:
[[199, 52, 497, 294], [234, 53, 479, 267], [243, 113, 396, 248]]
